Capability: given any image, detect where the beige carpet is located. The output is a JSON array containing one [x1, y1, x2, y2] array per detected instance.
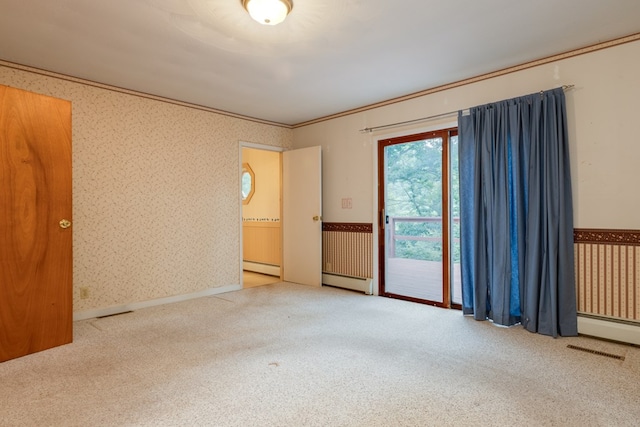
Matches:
[[1, 282, 639, 426]]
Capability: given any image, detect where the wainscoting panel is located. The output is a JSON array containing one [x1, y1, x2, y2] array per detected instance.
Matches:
[[243, 221, 281, 267], [322, 223, 373, 279], [574, 229, 640, 322]]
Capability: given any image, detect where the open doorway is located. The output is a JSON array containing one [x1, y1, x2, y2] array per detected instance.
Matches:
[[241, 145, 282, 288], [239, 142, 323, 289]]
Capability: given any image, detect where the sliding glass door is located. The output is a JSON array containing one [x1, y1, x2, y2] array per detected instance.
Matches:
[[378, 128, 461, 307]]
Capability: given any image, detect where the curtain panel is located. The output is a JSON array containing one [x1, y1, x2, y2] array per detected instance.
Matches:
[[458, 87, 577, 337]]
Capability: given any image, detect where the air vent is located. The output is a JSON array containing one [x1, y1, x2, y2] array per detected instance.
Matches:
[[567, 344, 625, 361]]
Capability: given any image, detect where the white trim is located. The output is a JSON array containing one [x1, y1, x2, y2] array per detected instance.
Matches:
[[322, 273, 373, 295], [577, 316, 640, 346], [239, 141, 285, 152], [73, 285, 241, 321], [243, 261, 280, 276]]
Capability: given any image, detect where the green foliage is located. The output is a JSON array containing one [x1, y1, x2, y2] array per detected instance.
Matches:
[[385, 136, 460, 263], [385, 138, 442, 217]]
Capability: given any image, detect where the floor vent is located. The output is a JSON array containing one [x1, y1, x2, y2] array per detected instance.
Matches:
[[567, 344, 625, 361], [96, 311, 133, 319]]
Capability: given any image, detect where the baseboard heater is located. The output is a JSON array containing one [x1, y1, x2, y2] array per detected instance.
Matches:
[[322, 273, 373, 295], [243, 261, 280, 277], [577, 314, 640, 346]]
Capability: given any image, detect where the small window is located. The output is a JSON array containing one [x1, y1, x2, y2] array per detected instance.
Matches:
[[242, 163, 255, 204]]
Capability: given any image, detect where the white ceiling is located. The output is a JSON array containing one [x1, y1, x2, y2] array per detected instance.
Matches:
[[1, 0, 639, 125]]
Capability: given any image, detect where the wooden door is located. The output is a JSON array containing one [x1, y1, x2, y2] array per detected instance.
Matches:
[[282, 146, 322, 286], [0, 85, 72, 363]]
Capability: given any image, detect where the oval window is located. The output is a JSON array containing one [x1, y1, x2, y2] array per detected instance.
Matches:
[[241, 163, 255, 204]]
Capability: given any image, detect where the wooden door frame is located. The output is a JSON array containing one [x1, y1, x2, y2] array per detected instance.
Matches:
[[377, 127, 458, 308]]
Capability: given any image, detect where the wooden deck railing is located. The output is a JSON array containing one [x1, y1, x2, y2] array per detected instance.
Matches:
[[388, 216, 460, 258]]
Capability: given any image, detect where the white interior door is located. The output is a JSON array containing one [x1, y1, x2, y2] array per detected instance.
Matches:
[[283, 146, 322, 286]]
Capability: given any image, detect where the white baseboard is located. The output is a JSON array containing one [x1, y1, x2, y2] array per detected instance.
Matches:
[[73, 284, 241, 321], [577, 315, 640, 346], [322, 273, 373, 295], [243, 261, 280, 277]]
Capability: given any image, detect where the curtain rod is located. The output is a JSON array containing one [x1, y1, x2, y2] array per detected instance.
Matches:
[[359, 85, 574, 133]]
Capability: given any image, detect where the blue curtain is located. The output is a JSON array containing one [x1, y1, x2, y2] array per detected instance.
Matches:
[[458, 88, 577, 337]]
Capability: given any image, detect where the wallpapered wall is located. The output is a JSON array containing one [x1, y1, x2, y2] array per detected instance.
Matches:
[[0, 63, 292, 313]]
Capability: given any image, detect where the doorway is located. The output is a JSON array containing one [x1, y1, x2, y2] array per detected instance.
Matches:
[[241, 146, 282, 288], [377, 128, 461, 308], [239, 143, 323, 289]]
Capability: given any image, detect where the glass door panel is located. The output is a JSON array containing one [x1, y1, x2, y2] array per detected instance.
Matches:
[[384, 137, 444, 303]]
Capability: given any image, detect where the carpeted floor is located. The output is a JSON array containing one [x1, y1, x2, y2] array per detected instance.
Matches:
[[1, 282, 639, 426]]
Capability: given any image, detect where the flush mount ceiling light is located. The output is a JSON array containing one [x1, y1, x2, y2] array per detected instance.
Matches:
[[241, 0, 293, 26]]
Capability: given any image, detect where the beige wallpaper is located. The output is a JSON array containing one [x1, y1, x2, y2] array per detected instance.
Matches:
[[0, 63, 292, 312]]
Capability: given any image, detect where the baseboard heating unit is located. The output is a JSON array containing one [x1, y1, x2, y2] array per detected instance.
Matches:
[[322, 273, 373, 295], [577, 314, 640, 346]]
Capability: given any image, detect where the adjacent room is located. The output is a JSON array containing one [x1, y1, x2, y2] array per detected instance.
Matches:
[[1, 1, 639, 425]]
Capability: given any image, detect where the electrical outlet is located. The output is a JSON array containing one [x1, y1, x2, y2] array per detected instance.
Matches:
[[80, 287, 89, 299], [325, 262, 332, 272]]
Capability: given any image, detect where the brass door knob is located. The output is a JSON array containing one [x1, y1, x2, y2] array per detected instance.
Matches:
[[59, 219, 72, 229], [313, 215, 322, 222]]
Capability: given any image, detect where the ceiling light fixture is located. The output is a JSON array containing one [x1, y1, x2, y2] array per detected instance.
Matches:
[[241, 0, 293, 26]]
